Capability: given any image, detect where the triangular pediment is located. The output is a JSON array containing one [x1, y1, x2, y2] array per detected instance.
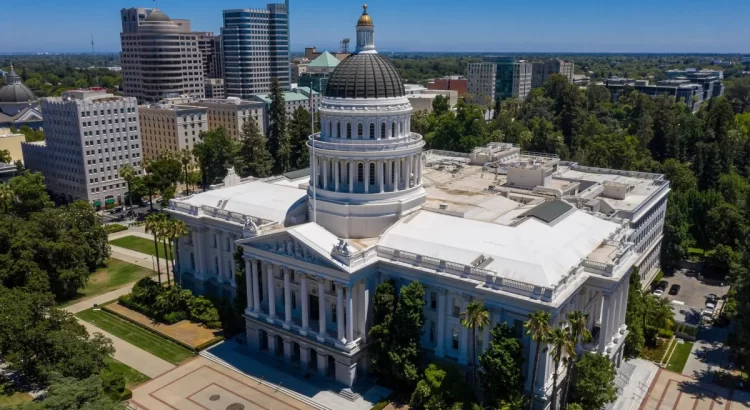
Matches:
[[14, 107, 42, 122], [240, 230, 346, 271]]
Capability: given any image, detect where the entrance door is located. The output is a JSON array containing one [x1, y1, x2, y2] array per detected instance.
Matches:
[[309, 294, 319, 321]]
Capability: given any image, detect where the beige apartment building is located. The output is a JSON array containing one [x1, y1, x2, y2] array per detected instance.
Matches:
[[0, 128, 25, 163], [531, 59, 575, 88], [189, 98, 266, 140], [139, 103, 209, 161]]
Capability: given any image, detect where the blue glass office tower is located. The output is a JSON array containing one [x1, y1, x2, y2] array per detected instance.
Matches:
[[222, 1, 290, 98]]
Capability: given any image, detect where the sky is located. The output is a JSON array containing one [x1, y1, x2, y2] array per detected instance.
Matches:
[[2, 0, 749, 54]]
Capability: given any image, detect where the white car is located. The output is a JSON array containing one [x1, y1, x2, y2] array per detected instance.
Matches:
[[653, 289, 664, 297], [703, 307, 715, 317]]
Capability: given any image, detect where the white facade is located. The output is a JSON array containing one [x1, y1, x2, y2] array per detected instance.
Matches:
[[167, 8, 668, 409], [22, 89, 143, 207]]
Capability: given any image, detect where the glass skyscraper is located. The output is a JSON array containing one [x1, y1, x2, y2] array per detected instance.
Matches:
[[221, 1, 290, 98]]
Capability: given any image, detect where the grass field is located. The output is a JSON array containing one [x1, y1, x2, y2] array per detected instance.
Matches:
[[60, 259, 155, 307], [0, 379, 33, 406], [104, 357, 150, 389], [666, 341, 694, 373], [110, 235, 172, 259], [642, 338, 674, 363], [77, 307, 193, 365]]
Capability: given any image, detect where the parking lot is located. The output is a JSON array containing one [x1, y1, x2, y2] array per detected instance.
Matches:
[[658, 268, 729, 311]]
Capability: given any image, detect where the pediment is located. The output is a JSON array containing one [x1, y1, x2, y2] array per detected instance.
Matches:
[[241, 231, 344, 271]]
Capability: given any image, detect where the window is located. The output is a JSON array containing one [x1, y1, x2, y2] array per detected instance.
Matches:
[[357, 163, 364, 182], [190, 253, 195, 269], [358, 123, 363, 137], [213, 234, 217, 248], [331, 304, 337, 323], [369, 123, 375, 139], [369, 162, 375, 185], [392, 122, 396, 138], [337, 122, 341, 137], [381, 123, 386, 139], [430, 292, 437, 310], [346, 123, 351, 138], [453, 298, 461, 317], [430, 321, 436, 342], [292, 292, 297, 309], [452, 327, 460, 350]]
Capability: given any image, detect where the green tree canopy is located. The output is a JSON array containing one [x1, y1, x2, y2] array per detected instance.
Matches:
[[570, 352, 617, 410]]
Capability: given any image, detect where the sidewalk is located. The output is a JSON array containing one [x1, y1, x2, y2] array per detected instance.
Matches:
[[110, 245, 172, 275]]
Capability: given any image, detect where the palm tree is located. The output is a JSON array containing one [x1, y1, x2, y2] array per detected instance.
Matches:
[[650, 296, 675, 331], [0, 183, 13, 213], [166, 219, 189, 287], [180, 148, 192, 195], [561, 311, 592, 409], [119, 163, 137, 220], [549, 326, 575, 410], [145, 213, 165, 284], [157, 218, 172, 287], [461, 300, 490, 392], [524, 310, 552, 410]]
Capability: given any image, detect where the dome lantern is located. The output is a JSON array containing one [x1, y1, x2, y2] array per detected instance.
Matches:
[[355, 4, 376, 54]]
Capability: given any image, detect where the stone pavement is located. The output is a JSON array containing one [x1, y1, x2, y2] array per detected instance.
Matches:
[[683, 327, 731, 383], [65, 282, 140, 314], [76, 318, 175, 378], [130, 356, 320, 410], [607, 358, 659, 410], [640, 369, 733, 410]]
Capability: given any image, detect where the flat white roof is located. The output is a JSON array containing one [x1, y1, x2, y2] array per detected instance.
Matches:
[[379, 209, 620, 288], [180, 181, 306, 223]]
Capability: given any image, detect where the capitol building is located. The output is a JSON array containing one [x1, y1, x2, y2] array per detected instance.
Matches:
[[168, 6, 668, 409]]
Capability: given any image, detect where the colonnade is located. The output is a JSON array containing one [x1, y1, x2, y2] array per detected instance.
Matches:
[[310, 154, 422, 193], [321, 116, 411, 140]]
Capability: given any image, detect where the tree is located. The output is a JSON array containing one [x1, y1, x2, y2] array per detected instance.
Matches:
[[460, 300, 489, 392], [179, 148, 193, 195], [390, 281, 426, 386], [119, 163, 136, 219], [237, 116, 275, 178], [570, 353, 617, 410], [561, 311, 592, 409], [289, 106, 311, 170], [0, 149, 11, 163], [157, 217, 172, 287], [409, 363, 472, 410], [433, 94, 450, 115], [524, 310, 552, 410], [15, 374, 123, 410], [268, 77, 292, 172], [479, 323, 525, 406], [145, 150, 182, 204], [166, 218, 189, 287], [368, 280, 397, 380], [192, 127, 238, 190], [0, 182, 12, 213], [725, 76, 750, 113], [549, 326, 575, 410], [8, 171, 53, 217], [145, 212, 166, 284]]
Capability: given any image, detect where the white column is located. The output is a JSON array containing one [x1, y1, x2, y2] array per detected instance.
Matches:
[[619, 277, 630, 333], [379, 161, 385, 192], [267, 265, 276, 320], [336, 284, 345, 342], [364, 161, 370, 194], [301, 276, 309, 332], [416, 154, 422, 184], [283, 269, 292, 328], [386, 160, 393, 191], [334, 159, 340, 192], [251, 260, 260, 313], [435, 288, 446, 357], [406, 155, 412, 189], [394, 158, 401, 191], [322, 157, 328, 191], [598, 294, 611, 353], [318, 279, 326, 342], [245, 259, 253, 312], [346, 285, 354, 343], [348, 161, 354, 193]]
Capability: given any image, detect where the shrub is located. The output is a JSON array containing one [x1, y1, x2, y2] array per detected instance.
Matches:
[[370, 400, 390, 410], [163, 311, 188, 324], [101, 368, 126, 401], [644, 325, 659, 347], [651, 270, 664, 286], [189, 296, 221, 328], [104, 223, 128, 234], [657, 329, 674, 339]]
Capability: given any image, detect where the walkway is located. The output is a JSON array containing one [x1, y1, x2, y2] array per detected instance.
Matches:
[[683, 327, 732, 383], [640, 369, 734, 410], [607, 358, 659, 410], [109, 227, 173, 274]]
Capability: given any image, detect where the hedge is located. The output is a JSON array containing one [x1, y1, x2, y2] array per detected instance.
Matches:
[[118, 388, 132, 402], [104, 224, 128, 234], [651, 270, 664, 285]]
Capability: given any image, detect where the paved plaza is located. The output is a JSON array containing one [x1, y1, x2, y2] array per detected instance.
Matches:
[[130, 357, 320, 410], [640, 369, 738, 410]]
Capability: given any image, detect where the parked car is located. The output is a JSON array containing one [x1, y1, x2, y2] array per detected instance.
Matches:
[[669, 284, 681, 295], [703, 306, 715, 318], [653, 289, 664, 297], [657, 280, 669, 290], [706, 294, 719, 303]]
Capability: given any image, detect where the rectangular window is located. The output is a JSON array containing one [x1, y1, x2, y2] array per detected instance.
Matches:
[[453, 298, 461, 317], [430, 292, 437, 310], [452, 327, 460, 350]]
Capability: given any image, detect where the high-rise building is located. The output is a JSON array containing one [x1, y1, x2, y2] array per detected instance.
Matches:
[[188, 98, 266, 139], [195, 32, 221, 79], [221, 2, 291, 98], [139, 103, 208, 162], [21, 89, 144, 208], [120, 8, 205, 102], [298, 51, 340, 93], [531, 59, 575, 88], [204, 78, 226, 99], [467, 57, 533, 105]]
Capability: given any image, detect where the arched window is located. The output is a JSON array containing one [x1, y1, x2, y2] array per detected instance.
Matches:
[[357, 163, 364, 182], [391, 162, 396, 183], [346, 123, 352, 138], [337, 122, 341, 137], [381, 123, 386, 139], [358, 123, 363, 138], [369, 123, 375, 139], [328, 122, 332, 136], [331, 304, 338, 322], [392, 122, 396, 138], [369, 162, 376, 185], [399, 121, 403, 135]]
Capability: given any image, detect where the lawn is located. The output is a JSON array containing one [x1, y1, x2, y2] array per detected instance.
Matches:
[[641, 338, 674, 363], [76, 307, 194, 365], [0, 379, 33, 406], [60, 259, 155, 307], [104, 357, 150, 389], [110, 235, 171, 258], [666, 341, 694, 373]]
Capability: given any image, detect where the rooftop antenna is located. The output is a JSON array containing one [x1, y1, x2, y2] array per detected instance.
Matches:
[[91, 35, 99, 87], [340, 38, 350, 54]]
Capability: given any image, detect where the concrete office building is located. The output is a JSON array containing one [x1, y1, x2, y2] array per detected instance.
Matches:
[[120, 8, 205, 102], [532, 59, 575, 88], [467, 56, 533, 105], [0, 128, 25, 163], [291, 57, 310, 84], [250, 90, 320, 127], [195, 31, 222, 79], [604, 78, 705, 112], [168, 9, 666, 408], [204, 78, 226, 99], [221, 2, 291, 98], [22, 89, 143, 208], [139, 103, 208, 161], [427, 76, 468, 95], [189, 98, 266, 140], [298, 52, 340, 93]]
